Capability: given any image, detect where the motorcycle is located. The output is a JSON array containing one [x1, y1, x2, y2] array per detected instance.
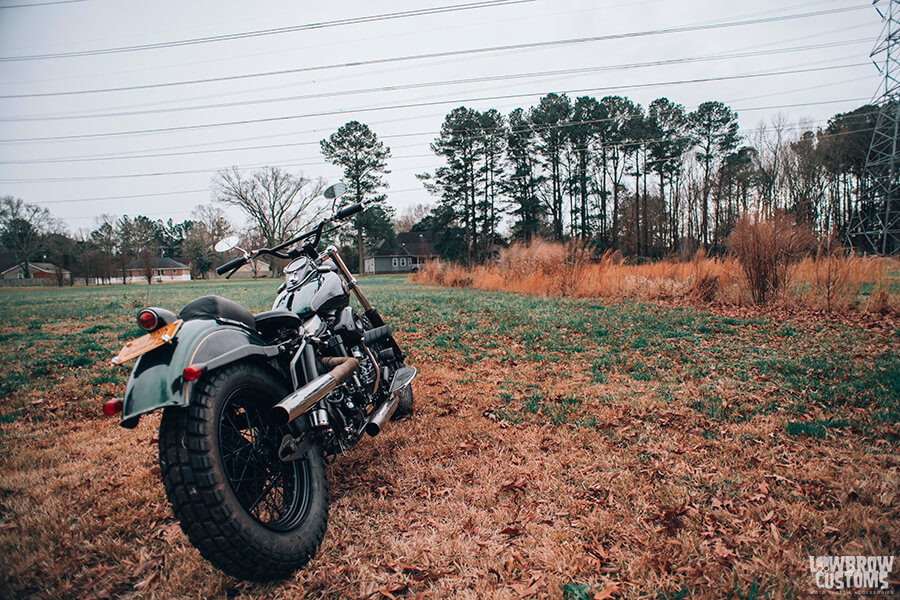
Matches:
[[105, 182, 415, 581]]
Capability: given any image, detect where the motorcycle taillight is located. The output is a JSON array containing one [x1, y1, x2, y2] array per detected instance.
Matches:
[[102, 398, 123, 416], [137, 309, 158, 331]]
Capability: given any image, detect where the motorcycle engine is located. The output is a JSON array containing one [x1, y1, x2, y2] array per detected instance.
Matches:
[[351, 345, 377, 389], [333, 306, 363, 346]]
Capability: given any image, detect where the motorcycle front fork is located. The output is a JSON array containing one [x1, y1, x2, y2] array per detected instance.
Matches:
[[324, 245, 373, 312]]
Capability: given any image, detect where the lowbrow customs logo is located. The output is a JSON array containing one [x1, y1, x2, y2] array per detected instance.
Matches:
[[808, 555, 894, 593]]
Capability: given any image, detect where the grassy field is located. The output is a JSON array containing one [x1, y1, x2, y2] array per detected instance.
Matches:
[[0, 277, 897, 599]]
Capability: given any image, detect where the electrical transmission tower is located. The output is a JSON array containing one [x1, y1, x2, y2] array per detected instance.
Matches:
[[850, 0, 900, 253]]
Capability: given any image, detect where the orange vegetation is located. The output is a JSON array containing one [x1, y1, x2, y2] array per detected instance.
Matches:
[[412, 240, 900, 311]]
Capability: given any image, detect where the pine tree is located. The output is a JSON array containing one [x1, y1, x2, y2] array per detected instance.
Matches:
[[320, 121, 391, 273]]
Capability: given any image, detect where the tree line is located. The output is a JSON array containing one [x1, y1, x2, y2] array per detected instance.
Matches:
[[0, 103, 887, 284], [0, 196, 235, 284], [415, 93, 885, 263], [0, 120, 397, 283]]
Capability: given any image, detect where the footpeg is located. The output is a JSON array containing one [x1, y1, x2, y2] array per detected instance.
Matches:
[[278, 434, 311, 462]]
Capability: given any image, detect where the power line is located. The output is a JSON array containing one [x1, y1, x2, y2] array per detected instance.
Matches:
[[2, 37, 872, 123], [0, 62, 869, 144], [0, 96, 870, 167], [29, 121, 876, 218], [7, 110, 872, 186], [0, 154, 435, 183], [37, 188, 210, 204], [0, 0, 85, 7], [4, 69, 871, 167], [0, 0, 532, 62], [0, 138, 427, 165], [15, 20, 865, 148], [0, 4, 870, 98]]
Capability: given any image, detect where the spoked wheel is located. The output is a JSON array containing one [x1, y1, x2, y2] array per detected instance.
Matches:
[[159, 363, 328, 581], [218, 389, 310, 532]]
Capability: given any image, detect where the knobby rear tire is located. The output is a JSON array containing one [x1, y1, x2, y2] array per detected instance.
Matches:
[[158, 363, 328, 581]]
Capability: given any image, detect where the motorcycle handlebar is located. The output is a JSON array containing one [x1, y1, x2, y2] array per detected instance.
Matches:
[[227, 205, 364, 267], [216, 256, 247, 275], [334, 203, 363, 221]]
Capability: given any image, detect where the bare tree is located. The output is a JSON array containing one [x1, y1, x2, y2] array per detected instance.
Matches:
[[183, 204, 234, 279], [0, 197, 57, 278], [192, 204, 232, 241], [393, 203, 433, 233], [214, 167, 325, 255], [752, 115, 788, 217]]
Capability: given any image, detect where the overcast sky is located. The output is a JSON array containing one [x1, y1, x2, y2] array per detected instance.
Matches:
[[0, 0, 884, 235]]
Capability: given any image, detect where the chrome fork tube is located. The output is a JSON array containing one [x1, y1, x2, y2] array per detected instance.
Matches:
[[325, 245, 372, 311]]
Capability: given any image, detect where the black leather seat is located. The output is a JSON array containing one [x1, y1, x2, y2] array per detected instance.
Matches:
[[179, 295, 256, 330], [254, 309, 302, 340]]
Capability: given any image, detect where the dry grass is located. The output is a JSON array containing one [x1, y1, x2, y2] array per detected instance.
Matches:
[[0, 279, 898, 599], [412, 241, 900, 312]]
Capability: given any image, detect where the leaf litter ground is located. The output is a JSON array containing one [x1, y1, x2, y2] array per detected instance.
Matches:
[[0, 277, 897, 599]]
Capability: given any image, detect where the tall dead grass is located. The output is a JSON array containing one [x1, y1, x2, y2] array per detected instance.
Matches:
[[411, 240, 899, 312], [727, 213, 812, 305]]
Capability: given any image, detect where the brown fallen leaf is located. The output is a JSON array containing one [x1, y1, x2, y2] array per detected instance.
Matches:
[[500, 477, 528, 493], [594, 579, 621, 599], [161, 523, 181, 545], [510, 573, 543, 598]]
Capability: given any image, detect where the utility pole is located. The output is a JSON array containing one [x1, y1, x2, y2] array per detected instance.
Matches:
[[851, 0, 900, 253]]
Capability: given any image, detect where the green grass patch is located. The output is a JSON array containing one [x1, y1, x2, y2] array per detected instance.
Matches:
[[785, 418, 850, 439], [0, 276, 896, 436]]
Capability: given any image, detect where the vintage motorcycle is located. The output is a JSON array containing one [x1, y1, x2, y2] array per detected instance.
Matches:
[[105, 183, 415, 581]]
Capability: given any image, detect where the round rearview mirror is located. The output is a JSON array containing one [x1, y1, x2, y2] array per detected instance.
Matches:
[[214, 235, 240, 252], [323, 182, 347, 200]]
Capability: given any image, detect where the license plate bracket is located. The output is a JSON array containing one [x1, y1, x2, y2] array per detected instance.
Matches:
[[111, 319, 183, 366]]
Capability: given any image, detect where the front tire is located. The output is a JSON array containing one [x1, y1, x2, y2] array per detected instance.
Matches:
[[158, 363, 328, 581], [393, 384, 414, 419]]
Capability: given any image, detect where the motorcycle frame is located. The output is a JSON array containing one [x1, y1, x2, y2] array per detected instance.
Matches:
[[322, 245, 403, 363]]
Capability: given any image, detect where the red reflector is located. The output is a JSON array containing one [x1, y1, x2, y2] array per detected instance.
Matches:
[[102, 398, 123, 416], [138, 310, 158, 331], [182, 365, 202, 381]]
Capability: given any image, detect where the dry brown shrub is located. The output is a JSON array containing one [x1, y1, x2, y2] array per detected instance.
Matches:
[[412, 236, 897, 311], [410, 260, 473, 288], [409, 260, 445, 285], [687, 249, 718, 302], [805, 236, 862, 312], [866, 277, 894, 314], [783, 246, 898, 313], [415, 241, 738, 303], [728, 212, 813, 305]]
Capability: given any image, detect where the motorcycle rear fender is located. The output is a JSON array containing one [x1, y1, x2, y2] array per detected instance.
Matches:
[[120, 319, 278, 428]]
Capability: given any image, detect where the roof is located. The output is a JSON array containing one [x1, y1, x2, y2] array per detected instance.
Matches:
[[370, 231, 440, 258], [1, 262, 71, 276], [126, 256, 189, 270]]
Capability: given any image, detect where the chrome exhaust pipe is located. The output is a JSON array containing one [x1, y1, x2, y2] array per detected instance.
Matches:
[[364, 394, 400, 437], [270, 356, 358, 426], [365, 366, 417, 437]]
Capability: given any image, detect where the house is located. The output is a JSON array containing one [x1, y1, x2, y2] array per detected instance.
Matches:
[[1, 261, 71, 283], [125, 257, 191, 283], [365, 231, 440, 274]]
